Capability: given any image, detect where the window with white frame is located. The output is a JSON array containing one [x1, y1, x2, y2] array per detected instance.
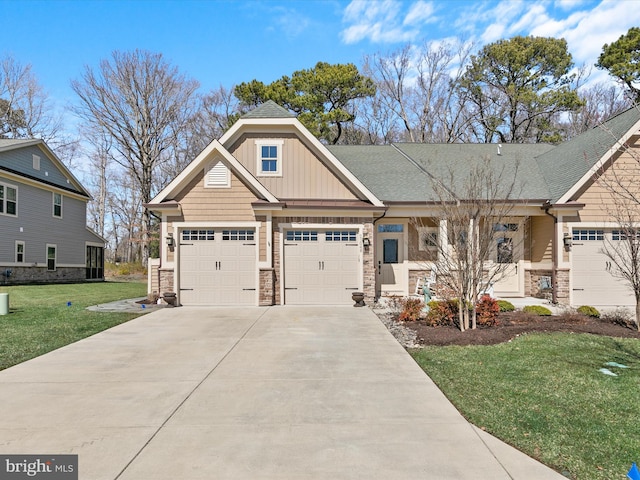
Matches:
[[205, 161, 230, 188], [15, 241, 25, 263], [418, 227, 438, 251], [0, 183, 17, 216], [47, 245, 56, 271], [53, 192, 62, 218], [256, 139, 283, 176]]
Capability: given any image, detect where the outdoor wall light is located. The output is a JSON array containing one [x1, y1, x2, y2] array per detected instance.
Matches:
[[166, 235, 174, 247], [563, 233, 572, 249], [363, 237, 371, 247]]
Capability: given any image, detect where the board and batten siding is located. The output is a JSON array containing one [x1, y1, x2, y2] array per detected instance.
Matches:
[[0, 178, 100, 266], [574, 141, 640, 223], [229, 133, 358, 200]]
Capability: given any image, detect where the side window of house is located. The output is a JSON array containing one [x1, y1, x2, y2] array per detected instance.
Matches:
[[256, 140, 284, 176], [0, 184, 18, 216], [53, 193, 63, 218], [47, 245, 56, 271], [16, 242, 25, 263]]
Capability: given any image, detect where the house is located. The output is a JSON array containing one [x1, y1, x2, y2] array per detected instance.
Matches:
[[147, 101, 640, 309], [0, 139, 105, 284]]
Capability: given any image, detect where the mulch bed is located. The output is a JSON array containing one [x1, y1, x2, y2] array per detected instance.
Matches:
[[405, 311, 640, 346]]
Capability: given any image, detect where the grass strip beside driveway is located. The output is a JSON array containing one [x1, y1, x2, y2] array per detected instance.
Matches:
[[411, 333, 640, 480], [0, 282, 147, 370]]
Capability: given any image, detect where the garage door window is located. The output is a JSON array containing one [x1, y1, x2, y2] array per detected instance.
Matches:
[[572, 229, 603, 241], [182, 230, 215, 241], [223, 230, 254, 241], [286, 231, 318, 241], [325, 231, 357, 242]]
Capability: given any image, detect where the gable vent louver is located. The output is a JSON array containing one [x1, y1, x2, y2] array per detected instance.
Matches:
[[206, 161, 230, 188]]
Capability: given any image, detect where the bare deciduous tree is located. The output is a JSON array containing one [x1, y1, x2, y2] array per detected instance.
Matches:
[[414, 155, 524, 331], [71, 49, 200, 263]]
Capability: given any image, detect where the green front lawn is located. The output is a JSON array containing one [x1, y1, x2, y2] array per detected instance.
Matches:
[[411, 333, 640, 480], [0, 281, 147, 370]]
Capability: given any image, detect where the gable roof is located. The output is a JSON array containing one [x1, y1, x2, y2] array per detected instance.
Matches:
[[537, 107, 640, 203], [241, 100, 295, 119], [0, 138, 91, 198]]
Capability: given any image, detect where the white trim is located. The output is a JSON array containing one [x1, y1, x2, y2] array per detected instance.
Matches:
[[46, 244, 57, 271], [255, 139, 284, 177], [0, 181, 18, 217], [150, 139, 278, 205], [52, 192, 63, 219], [15, 240, 25, 264], [557, 119, 640, 204]]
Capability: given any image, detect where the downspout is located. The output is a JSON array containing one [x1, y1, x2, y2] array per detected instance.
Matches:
[[543, 201, 558, 304]]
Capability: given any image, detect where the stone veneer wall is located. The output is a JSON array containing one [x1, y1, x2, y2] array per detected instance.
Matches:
[[259, 268, 275, 306], [525, 268, 570, 305], [273, 216, 375, 305], [158, 268, 174, 298], [0, 266, 94, 284]]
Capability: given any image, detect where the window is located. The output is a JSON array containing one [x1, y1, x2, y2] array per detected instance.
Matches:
[[418, 228, 438, 251], [572, 229, 604, 241], [205, 161, 230, 188], [256, 139, 283, 176], [47, 245, 56, 271], [325, 231, 357, 242], [0, 184, 17, 216], [496, 237, 514, 263], [182, 230, 215, 241], [286, 230, 318, 242], [222, 230, 254, 241], [378, 224, 403, 233], [86, 245, 104, 279], [33, 154, 40, 170], [15, 241, 25, 263], [383, 239, 399, 263], [53, 192, 62, 218]]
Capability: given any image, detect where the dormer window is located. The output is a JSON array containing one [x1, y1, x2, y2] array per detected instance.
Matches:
[[256, 139, 283, 176]]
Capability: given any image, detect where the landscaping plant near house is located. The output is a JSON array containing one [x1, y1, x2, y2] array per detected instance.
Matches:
[[577, 305, 600, 318], [497, 299, 515, 312], [475, 295, 500, 326], [522, 305, 553, 316], [397, 297, 424, 322]]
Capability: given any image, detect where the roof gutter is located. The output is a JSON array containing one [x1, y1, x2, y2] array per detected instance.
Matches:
[[542, 200, 558, 304]]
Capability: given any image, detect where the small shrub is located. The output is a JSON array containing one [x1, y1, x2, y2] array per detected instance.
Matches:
[[398, 297, 424, 322], [577, 305, 600, 318], [600, 308, 634, 328], [522, 305, 552, 316], [476, 295, 500, 326], [426, 299, 459, 326], [497, 300, 515, 312]]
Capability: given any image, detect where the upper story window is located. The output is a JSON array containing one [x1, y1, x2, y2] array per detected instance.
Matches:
[[255, 139, 284, 176], [53, 192, 63, 218], [0, 183, 17, 216]]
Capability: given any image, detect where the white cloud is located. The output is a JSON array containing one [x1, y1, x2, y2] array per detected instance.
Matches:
[[341, 0, 429, 44], [404, 1, 437, 26]]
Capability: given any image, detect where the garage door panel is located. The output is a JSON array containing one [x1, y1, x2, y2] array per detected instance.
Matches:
[[284, 229, 361, 305], [572, 229, 635, 307], [179, 229, 256, 306]]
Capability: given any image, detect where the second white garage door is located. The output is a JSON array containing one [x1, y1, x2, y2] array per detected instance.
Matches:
[[179, 228, 256, 306], [571, 228, 634, 307], [284, 229, 361, 305]]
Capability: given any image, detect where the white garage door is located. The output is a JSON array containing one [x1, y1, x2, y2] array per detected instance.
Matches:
[[571, 229, 634, 307], [179, 228, 256, 306], [284, 229, 360, 305]]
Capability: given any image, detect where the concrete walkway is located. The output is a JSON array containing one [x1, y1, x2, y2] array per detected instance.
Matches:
[[0, 306, 566, 479]]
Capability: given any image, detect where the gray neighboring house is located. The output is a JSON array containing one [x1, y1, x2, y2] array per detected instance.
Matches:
[[0, 138, 105, 284]]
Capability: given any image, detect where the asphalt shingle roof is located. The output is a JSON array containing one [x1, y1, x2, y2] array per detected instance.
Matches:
[[241, 100, 295, 119]]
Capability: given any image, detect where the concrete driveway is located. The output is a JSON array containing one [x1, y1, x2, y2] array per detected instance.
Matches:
[[0, 306, 565, 479]]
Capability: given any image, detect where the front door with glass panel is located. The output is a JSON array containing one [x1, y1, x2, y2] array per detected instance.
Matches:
[[376, 224, 406, 296], [491, 222, 522, 295]]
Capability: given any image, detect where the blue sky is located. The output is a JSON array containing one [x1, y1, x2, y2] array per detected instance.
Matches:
[[2, 0, 640, 110]]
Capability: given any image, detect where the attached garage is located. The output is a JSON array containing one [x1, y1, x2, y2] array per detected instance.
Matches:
[[571, 229, 634, 307], [283, 229, 361, 305], [179, 228, 257, 305]]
